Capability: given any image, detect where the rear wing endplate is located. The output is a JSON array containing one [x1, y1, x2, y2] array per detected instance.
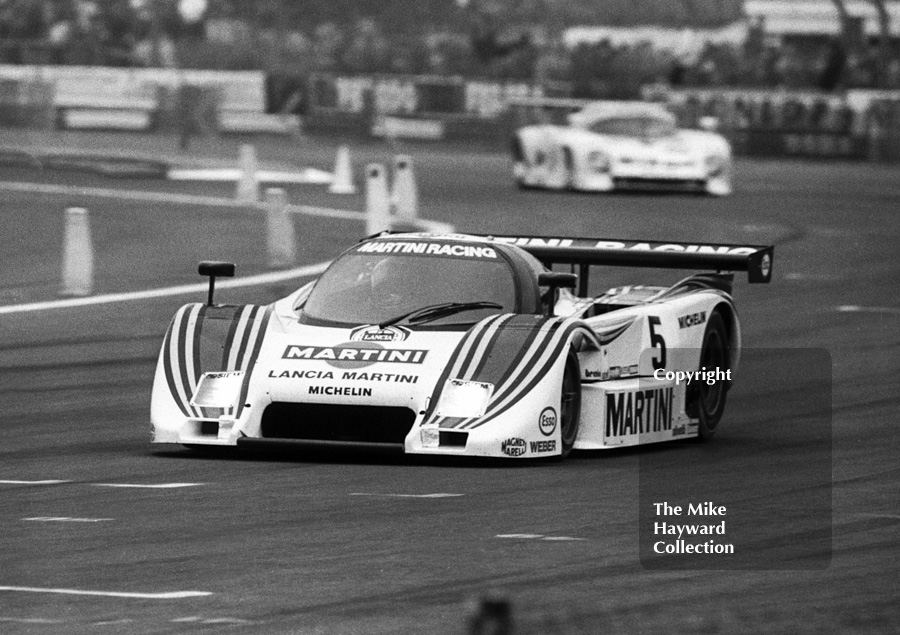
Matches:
[[493, 236, 773, 288]]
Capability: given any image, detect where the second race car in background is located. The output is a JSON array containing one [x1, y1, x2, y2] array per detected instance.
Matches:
[[512, 100, 733, 196]]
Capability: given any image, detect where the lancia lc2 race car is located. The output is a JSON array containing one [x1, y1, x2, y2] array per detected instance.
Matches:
[[512, 100, 733, 196], [150, 233, 772, 459]]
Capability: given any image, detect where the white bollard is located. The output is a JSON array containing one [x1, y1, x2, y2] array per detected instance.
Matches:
[[265, 188, 296, 268], [235, 143, 259, 204], [61, 207, 93, 296], [328, 145, 357, 194], [390, 154, 418, 221], [365, 163, 391, 235]]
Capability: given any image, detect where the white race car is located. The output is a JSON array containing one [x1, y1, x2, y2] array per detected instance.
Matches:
[[512, 101, 733, 196], [150, 233, 772, 459]]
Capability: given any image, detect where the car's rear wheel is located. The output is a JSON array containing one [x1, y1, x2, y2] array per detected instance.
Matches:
[[691, 311, 730, 440], [511, 135, 526, 162], [512, 136, 531, 189], [559, 351, 582, 457], [562, 147, 577, 190]]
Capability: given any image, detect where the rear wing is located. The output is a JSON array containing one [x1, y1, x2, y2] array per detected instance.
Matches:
[[493, 236, 773, 294], [506, 97, 592, 127]]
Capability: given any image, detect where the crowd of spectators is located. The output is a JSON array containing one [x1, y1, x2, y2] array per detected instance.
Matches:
[[0, 0, 898, 96], [0, 0, 178, 66]]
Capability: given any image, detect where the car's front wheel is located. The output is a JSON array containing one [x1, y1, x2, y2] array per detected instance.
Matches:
[[690, 311, 730, 440], [559, 351, 582, 457]]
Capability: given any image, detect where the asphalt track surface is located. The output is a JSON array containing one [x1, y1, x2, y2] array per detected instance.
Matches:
[[1, 135, 898, 634]]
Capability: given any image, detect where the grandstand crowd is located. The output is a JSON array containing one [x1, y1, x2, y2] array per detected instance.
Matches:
[[1, 0, 898, 99]]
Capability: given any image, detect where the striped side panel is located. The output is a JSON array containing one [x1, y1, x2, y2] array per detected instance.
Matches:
[[422, 314, 515, 427], [162, 304, 204, 419], [194, 304, 250, 419], [161, 304, 273, 420], [459, 317, 589, 430], [234, 306, 273, 420], [429, 314, 559, 429]]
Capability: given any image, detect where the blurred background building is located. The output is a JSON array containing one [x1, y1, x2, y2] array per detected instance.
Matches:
[[0, 0, 896, 99], [1, 0, 899, 162]]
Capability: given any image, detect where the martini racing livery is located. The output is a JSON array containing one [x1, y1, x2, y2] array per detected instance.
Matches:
[[150, 233, 773, 459], [512, 101, 733, 196]]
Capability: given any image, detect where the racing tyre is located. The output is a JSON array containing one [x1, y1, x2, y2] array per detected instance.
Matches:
[[692, 311, 730, 440], [562, 147, 577, 191], [559, 351, 582, 458], [511, 135, 525, 162], [512, 136, 531, 190]]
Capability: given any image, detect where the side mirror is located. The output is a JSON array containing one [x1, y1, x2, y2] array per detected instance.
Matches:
[[538, 272, 577, 288], [538, 272, 577, 316], [198, 261, 235, 306]]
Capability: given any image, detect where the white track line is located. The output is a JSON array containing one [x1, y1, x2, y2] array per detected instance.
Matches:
[[92, 619, 135, 626], [168, 167, 333, 185], [0, 261, 330, 315], [837, 305, 900, 315], [0, 586, 211, 599], [349, 493, 464, 498], [0, 180, 364, 220], [172, 616, 252, 624], [495, 534, 586, 541], [92, 483, 203, 489], [23, 517, 113, 523], [0, 479, 71, 485]]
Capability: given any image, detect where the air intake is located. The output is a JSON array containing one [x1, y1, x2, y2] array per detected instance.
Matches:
[[260, 402, 416, 445]]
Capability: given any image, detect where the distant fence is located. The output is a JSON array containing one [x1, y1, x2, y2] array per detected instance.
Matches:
[[0, 64, 299, 135], [0, 76, 54, 127], [650, 87, 900, 162], [2, 64, 900, 161], [304, 73, 547, 142], [308, 74, 546, 118], [305, 73, 900, 161]]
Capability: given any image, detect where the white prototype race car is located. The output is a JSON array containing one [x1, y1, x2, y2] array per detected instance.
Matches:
[[512, 101, 733, 195], [151, 233, 772, 459]]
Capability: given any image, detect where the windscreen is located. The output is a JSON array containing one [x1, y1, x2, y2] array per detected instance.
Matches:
[[588, 116, 676, 138], [300, 241, 517, 326]]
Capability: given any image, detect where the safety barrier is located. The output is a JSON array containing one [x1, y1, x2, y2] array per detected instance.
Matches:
[[654, 87, 900, 162], [305, 73, 544, 143], [2, 64, 900, 162], [308, 73, 544, 119], [306, 74, 900, 162], [0, 77, 54, 128], [861, 97, 900, 162], [0, 64, 298, 135]]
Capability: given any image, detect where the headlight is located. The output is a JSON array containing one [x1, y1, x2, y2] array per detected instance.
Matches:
[[705, 154, 727, 177], [587, 151, 611, 173], [434, 379, 493, 418], [190, 371, 244, 409], [420, 425, 440, 448]]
